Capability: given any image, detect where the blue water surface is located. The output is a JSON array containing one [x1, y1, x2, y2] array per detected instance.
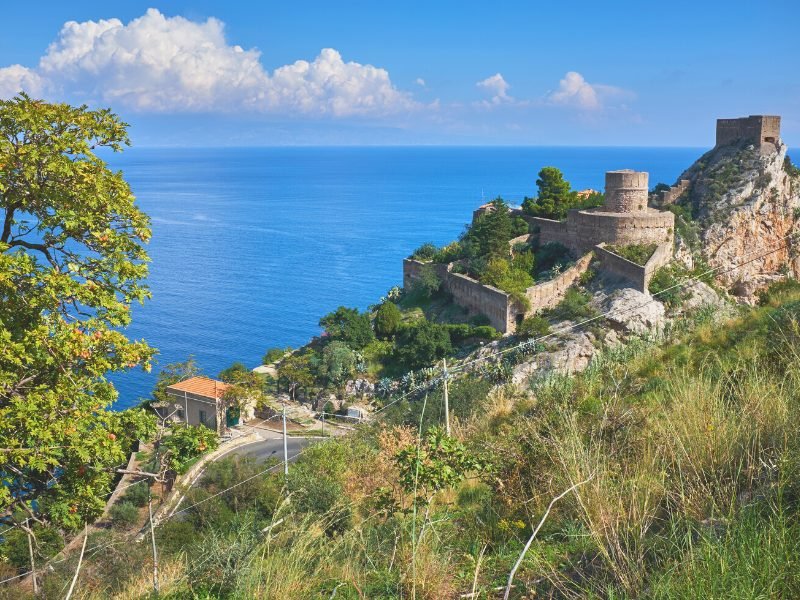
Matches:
[[107, 146, 702, 407]]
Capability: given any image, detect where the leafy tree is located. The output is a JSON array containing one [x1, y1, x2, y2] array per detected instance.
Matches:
[[374, 301, 402, 339], [394, 321, 453, 370], [262, 346, 291, 365], [412, 263, 442, 298], [0, 94, 158, 530], [160, 424, 220, 472], [395, 426, 483, 504], [320, 341, 357, 389], [481, 256, 533, 309], [219, 363, 266, 416], [462, 197, 513, 258], [522, 166, 575, 219], [276, 351, 316, 400], [319, 306, 375, 349], [150, 357, 201, 405]]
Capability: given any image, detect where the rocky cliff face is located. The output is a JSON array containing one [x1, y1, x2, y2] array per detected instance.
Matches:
[[673, 141, 800, 302]]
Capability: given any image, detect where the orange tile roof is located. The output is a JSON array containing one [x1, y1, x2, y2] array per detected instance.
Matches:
[[166, 376, 230, 399]]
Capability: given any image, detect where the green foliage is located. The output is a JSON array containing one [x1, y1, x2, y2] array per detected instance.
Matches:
[[648, 261, 715, 309], [122, 481, 150, 507], [461, 198, 514, 259], [218, 361, 251, 384], [0, 94, 159, 529], [544, 287, 597, 321], [757, 278, 800, 307], [652, 182, 671, 194], [411, 263, 442, 299], [410, 242, 437, 261], [161, 424, 219, 472], [646, 503, 800, 599], [443, 323, 501, 345], [276, 350, 316, 400], [320, 341, 358, 388], [0, 524, 63, 568], [517, 315, 551, 338], [394, 320, 453, 370], [784, 155, 800, 178], [605, 243, 657, 266], [374, 301, 402, 339], [395, 426, 483, 503], [319, 306, 375, 349], [109, 501, 139, 528], [521, 167, 603, 219], [534, 242, 573, 275], [481, 256, 534, 308], [262, 346, 291, 365]]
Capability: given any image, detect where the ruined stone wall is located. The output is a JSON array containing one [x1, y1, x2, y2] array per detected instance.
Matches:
[[520, 252, 594, 319], [657, 179, 691, 205], [604, 170, 649, 212], [445, 273, 511, 331], [594, 241, 673, 292], [403, 259, 511, 332], [716, 115, 781, 154]]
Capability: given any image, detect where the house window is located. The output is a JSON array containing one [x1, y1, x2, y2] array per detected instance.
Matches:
[[199, 410, 207, 425], [177, 408, 185, 420]]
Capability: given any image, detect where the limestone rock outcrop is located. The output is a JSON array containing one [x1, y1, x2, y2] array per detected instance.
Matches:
[[602, 288, 666, 335], [674, 141, 800, 303]]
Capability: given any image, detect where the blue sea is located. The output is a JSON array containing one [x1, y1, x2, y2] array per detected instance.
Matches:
[[107, 146, 702, 408]]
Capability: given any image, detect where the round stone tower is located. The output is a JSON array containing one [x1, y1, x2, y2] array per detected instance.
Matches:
[[604, 169, 649, 213]]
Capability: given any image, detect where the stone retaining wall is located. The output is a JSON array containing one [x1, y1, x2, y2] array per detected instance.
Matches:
[[403, 253, 594, 334], [594, 241, 673, 292], [523, 252, 594, 313]]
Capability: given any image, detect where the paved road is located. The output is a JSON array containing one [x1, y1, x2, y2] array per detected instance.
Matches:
[[230, 432, 315, 463]]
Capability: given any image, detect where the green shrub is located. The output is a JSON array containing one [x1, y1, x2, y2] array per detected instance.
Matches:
[[373, 301, 402, 339], [123, 481, 150, 507], [410, 242, 437, 261], [110, 501, 139, 528], [469, 313, 491, 326], [0, 525, 63, 568], [605, 243, 657, 266], [517, 315, 551, 338], [545, 288, 597, 321], [394, 320, 453, 370], [471, 325, 502, 341], [534, 242, 572, 275], [411, 264, 442, 299]]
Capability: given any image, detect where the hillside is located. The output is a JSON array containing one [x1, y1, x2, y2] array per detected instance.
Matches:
[[661, 138, 800, 302], [5, 280, 799, 599]]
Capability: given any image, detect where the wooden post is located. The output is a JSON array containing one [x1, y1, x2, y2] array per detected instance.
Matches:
[[148, 491, 159, 595], [321, 410, 325, 437], [442, 358, 451, 436], [25, 518, 37, 597], [282, 404, 289, 480]]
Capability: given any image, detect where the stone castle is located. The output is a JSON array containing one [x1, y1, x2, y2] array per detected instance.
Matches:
[[715, 114, 781, 155], [403, 115, 783, 334]]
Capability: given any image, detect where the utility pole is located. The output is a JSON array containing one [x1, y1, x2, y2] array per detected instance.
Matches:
[[282, 404, 289, 481], [321, 410, 325, 438], [148, 490, 159, 595], [442, 358, 451, 436], [25, 518, 37, 597]]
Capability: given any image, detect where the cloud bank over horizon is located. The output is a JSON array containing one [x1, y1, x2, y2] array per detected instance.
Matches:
[[0, 8, 658, 145], [0, 9, 419, 117]]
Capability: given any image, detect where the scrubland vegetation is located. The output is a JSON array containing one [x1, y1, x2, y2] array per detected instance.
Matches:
[[8, 279, 800, 599]]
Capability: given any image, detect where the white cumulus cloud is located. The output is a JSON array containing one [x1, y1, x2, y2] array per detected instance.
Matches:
[[547, 71, 630, 110], [0, 9, 417, 117], [476, 73, 512, 104]]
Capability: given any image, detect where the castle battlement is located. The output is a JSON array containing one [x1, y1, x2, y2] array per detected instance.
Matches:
[[715, 115, 781, 155]]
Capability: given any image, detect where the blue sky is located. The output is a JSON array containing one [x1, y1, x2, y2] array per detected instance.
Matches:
[[0, 1, 797, 147]]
